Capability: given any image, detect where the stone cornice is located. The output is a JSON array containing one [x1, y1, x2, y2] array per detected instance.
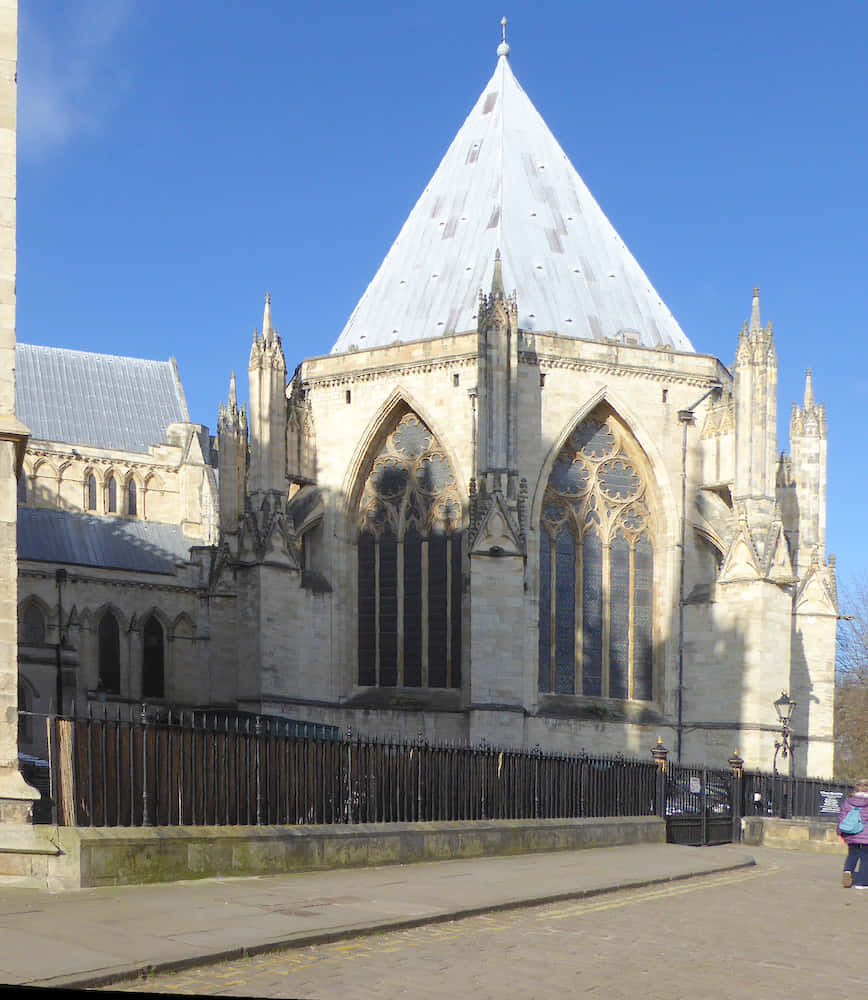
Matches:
[[301, 348, 722, 393], [25, 444, 179, 474], [529, 352, 722, 388], [19, 566, 202, 596], [303, 353, 478, 391]]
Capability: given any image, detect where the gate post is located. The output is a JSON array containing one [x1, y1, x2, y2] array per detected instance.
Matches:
[[140, 704, 152, 827], [728, 749, 744, 843], [650, 737, 669, 819]]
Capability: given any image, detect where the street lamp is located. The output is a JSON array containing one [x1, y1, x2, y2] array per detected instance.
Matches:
[[772, 691, 796, 776]]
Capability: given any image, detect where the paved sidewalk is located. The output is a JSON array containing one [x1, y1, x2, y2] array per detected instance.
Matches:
[[0, 842, 754, 990]]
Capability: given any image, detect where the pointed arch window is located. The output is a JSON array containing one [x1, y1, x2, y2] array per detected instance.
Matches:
[[142, 616, 165, 699], [17, 471, 26, 504], [357, 411, 463, 689], [98, 611, 121, 694], [127, 479, 137, 517], [86, 473, 97, 511], [106, 475, 117, 513], [21, 602, 46, 644], [538, 405, 655, 700]]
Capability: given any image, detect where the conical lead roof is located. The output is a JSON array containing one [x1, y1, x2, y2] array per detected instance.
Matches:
[[332, 42, 693, 354]]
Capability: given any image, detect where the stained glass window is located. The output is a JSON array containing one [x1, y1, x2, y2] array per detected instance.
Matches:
[[633, 536, 654, 701], [609, 535, 630, 699], [538, 531, 552, 692], [539, 405, 655, 701], [142, 616, 165, 699], [582, 530, 603, 696], [403, 524, 423, 688], [554, 530, 576, 694], [357, 531, 376, 685], [357, 411, 463, 689], [21, 603, 46, 644], [98, 611, 121, 694]]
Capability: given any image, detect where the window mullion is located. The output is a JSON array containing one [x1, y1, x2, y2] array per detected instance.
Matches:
[[374, 541, 381, 686], [445, 534, 452, 688], [549, 531, 557, 692], [421, 537, 429, 686], [573, 528, 582, 696], [397, 534, 404, 686], [628, 541, 636, 699], [602, 539, 611, 699]]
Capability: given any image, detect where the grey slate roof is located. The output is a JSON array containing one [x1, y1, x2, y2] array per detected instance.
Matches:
[[18, 508, 194, 575], [15, 344, 191, 454]]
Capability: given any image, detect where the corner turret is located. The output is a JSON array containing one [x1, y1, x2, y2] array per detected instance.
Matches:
[[248, 293, 288, 501]]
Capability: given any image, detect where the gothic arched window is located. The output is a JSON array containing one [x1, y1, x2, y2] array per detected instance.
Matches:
[[357, 411, 463, 689], [86, 473, 97, 511], [142, 616, 165, 699], [98, 611, 121, 694], [127, 479, 137, 517], [106, 475, 117, 513], [21, 602, 46, 644], [539, 405, 655, 701]]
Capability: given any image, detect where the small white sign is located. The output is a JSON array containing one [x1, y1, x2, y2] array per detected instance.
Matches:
[[689, 776, 701, 794]]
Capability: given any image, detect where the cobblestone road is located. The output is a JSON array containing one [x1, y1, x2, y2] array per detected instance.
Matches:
[[110, 849, 867, 999]]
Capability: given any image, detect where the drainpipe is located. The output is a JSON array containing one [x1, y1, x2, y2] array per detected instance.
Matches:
[[54, 567, 67, 715], [676, 384, 722, 763]]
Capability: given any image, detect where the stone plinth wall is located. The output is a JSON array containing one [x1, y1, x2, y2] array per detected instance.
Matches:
[[5, 816, 664, 889], [741, 817, 843, 853]]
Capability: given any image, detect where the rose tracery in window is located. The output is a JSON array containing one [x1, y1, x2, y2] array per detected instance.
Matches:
[[539, 406, 654, 701], [358, 412, 462, 690]]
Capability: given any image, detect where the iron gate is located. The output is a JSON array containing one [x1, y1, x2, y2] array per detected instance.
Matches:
[[664, 764, 737, 845]]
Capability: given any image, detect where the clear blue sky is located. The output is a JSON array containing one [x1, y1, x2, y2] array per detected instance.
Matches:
[[15, 1, 868, 593]]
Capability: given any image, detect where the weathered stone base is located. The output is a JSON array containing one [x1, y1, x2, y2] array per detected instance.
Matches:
[[741, 817, 843, 853], [8, 816, 665, 890]]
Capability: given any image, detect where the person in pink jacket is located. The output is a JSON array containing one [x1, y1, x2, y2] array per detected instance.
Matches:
[[838, 778, 868, 889]]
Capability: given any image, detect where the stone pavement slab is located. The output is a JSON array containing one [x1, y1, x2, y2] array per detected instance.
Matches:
[[0, 842, 755, 990]]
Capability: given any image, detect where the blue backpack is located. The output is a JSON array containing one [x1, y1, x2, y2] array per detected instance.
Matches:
[[840, 805, 865, 835]]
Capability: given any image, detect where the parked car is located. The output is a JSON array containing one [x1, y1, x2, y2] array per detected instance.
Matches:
[[664, 776, 731, 817], [18, 753, 51, 823]]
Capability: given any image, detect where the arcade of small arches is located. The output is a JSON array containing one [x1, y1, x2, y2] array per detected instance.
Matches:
[[17, 460, 165, 519], [17, 597, 196, 705]]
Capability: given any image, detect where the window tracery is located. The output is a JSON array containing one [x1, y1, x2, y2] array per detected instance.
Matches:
[[357, 411, 462, 689], [539, 406, 654, 700]]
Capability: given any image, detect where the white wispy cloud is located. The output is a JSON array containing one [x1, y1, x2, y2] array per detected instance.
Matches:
[[18, 1, 136, 158]]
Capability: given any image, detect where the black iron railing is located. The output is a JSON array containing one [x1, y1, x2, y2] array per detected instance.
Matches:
[[740, 771, 850, 822], [25, 706, 658, 828], [18, 706, 853, 832]]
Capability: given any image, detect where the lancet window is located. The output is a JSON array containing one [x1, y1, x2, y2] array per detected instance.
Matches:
[[357, 411, 463, 689], [142, 615, 165, 699], [98, 611, 121, 694], [538, 406, 655, 701], [86, 473, 97, 511]]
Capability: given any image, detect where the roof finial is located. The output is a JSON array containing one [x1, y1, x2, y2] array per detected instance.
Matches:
[[804, 368, 814, 408], [491, 248, 505, 298], [229, 371, 237, 408], [749, 286, 761, 334], [497, 16, 510, 58], [263, 292, 273, 341]]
